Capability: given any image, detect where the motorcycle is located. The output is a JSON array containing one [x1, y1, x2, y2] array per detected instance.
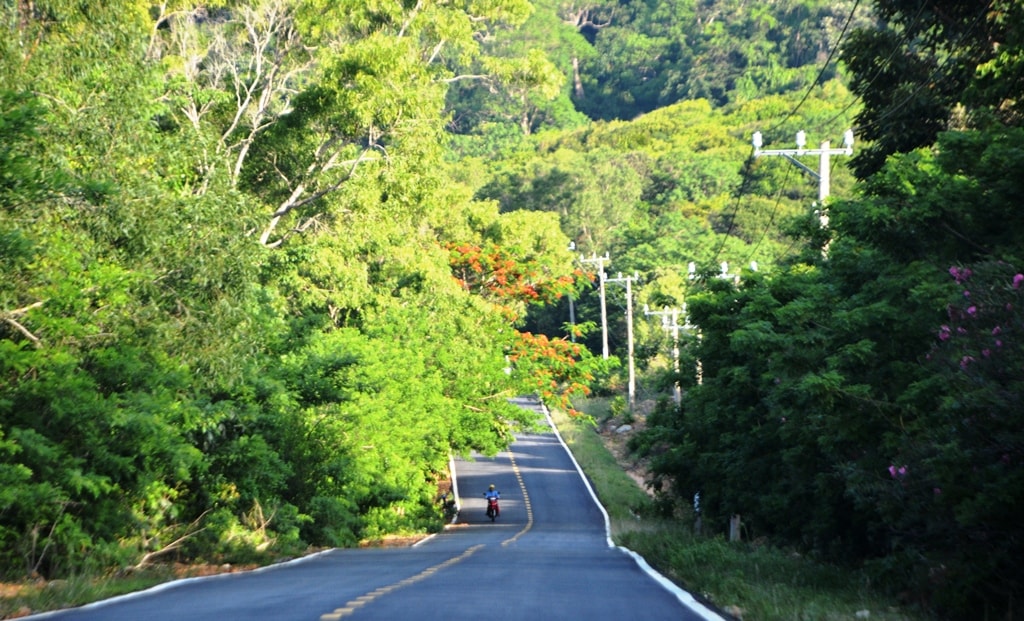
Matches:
[[485, 496, 500, 522]]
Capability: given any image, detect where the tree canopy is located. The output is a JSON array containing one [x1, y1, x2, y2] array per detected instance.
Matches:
[[3, 0, 1024, 616]]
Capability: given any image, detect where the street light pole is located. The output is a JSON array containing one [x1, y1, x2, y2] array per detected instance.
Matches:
[[607, 271, 639, 411], [580, 253, 611, 359]]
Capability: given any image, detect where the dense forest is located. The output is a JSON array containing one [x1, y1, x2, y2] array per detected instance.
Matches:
[[1, 0, 1022, 618]]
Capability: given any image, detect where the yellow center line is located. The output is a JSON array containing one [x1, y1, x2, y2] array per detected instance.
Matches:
[[319, 544, 485, 620], [502, 450, 533, 546]]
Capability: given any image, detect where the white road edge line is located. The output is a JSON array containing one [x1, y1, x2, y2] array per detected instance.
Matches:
[[536, 399, 727, 621], [20, 549, 339, 620]]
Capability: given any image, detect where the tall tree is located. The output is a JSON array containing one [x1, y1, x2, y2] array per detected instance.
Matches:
[[842, 0, 1024, 178]]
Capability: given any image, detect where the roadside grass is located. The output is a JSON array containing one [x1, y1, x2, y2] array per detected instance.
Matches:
[[0, 570, 174, 619], [0, 557, 282, 618], [549, 400, 928, 621]]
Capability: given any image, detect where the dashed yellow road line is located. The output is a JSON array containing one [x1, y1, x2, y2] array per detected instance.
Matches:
[[319, 544, 485, 620], [502, 450, 533, 546]]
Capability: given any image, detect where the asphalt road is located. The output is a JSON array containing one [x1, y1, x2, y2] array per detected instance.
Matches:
[[27, 397, 724, 621]]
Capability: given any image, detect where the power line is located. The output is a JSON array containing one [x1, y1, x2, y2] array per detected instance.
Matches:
[[766, 4, 990, 267], [762, 0, 862, 138], [712, 0, 864, 270], [849, 2, 993, 138], [816, 2, 930, 134], [744, 162, 793, 267], [708, 153, 757, 268]]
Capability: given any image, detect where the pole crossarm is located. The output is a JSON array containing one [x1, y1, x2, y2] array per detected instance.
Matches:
[[604, 273, 638, 288], [643, 305, 681, 329], [751, 129, 855, 203], [752, 129, 854, 159]]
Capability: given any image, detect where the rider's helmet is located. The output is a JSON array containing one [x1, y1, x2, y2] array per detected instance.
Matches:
[[489, 484, 495, 490]]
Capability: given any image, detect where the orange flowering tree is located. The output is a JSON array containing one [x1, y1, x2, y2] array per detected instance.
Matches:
[[446, 241, 612, 415], [447, 241, 576, 319], [508, 331, 614, 416]]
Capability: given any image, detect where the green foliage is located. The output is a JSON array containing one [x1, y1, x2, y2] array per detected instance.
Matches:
[[5, 1, 1020, 618], [635, 125, 1024, 616], [572, 0, 870, 120], [1, 0, 586, 586], [842, 0, 1024, 178]]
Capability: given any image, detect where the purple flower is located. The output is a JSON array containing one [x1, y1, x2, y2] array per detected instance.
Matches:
[[982, 348, 991, 358], [898, 466, 907, 477], [1014, 273, 1024, 289], [963, 290, 971, 299], [960, 355, 975, 370], [992, 326, 1002, 336], [966, 305, 977, 316], [949, 266, 973, 284], [995, 339, 1003, 348], [938, 325, 951, 341], [888, 465, 897, 478]]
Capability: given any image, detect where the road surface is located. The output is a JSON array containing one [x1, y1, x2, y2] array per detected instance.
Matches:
[[27, 397, 724, 621]]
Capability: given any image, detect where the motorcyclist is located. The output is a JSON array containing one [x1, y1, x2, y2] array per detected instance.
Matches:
[[483, 484, 500, 516]]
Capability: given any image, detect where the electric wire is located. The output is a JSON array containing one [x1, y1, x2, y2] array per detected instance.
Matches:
[[846, 1, 993, 139], [815, 2, 929, 134], [760, 0, 862, 139], [707, 153, 757, 270], [791, 4, 991, 267], [710, 0, 985, 271], [744, 163, 793, 267]]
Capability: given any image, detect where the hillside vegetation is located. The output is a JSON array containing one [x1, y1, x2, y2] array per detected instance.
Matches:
[[2, 0, 1023, 619]]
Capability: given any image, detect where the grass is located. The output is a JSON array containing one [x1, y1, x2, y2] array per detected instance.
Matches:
[[0, 557, 277, 618], [0, 569, 177, 619], [550, 399, 929, 621]]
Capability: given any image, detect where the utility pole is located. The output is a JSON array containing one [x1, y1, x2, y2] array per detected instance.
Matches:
[[606, 271, 639, 411], [643, 305, 682, 406], [686, 303, 702, 386], [580, 253, 611, 359], [568, 292, 576, 342], [567, 242, 576, 342], [752, 129, 854, 228]]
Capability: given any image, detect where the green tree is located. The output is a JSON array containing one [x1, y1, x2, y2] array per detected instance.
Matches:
[[636, 126, 1024, 616], [841, 0, 1024, 178]]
